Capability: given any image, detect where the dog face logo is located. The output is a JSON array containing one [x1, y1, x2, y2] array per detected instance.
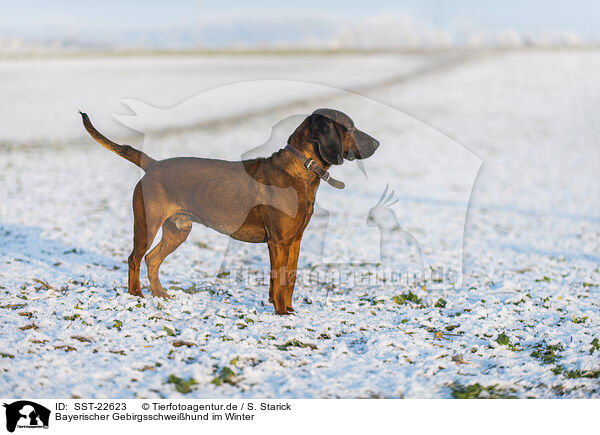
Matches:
[[3, 401, 50, 432]]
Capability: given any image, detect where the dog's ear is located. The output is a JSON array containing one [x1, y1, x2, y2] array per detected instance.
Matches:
[[311, 114, 343, 165]]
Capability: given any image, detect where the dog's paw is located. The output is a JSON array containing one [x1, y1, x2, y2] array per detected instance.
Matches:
[[152, 290, 172, 299]]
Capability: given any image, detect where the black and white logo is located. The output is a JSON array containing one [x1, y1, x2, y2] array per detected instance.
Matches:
[[3, 401, 50, 433]]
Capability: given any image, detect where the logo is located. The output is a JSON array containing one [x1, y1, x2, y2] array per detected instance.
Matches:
[[3, 401, 50, 433], [114, 80, 480, 290]]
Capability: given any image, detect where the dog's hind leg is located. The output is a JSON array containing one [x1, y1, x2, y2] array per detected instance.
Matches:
[[145, 216, 191, 298], [128, 182, 164, 297]]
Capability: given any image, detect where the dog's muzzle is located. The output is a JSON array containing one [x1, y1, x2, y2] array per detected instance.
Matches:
[[353, 130, 380, 160]]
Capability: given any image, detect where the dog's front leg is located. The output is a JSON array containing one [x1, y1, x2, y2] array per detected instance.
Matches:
[[267, 241, 291, 315], [283, 237, 302, 313]]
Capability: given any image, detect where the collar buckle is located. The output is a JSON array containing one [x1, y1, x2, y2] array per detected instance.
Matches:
[[284, 144, 344, 189], [305, 159, 318, 171]]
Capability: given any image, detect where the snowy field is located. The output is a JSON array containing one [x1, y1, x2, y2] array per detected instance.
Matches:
[[1, 50, 599, 398]]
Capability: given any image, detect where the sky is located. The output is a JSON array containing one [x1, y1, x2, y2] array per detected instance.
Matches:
[[1, 0, 599, 48]]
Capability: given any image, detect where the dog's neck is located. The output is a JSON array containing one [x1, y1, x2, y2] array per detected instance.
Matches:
[[283, 143, 345, 189], [287, 122, 329, 167], [279, 117, 344, 189]]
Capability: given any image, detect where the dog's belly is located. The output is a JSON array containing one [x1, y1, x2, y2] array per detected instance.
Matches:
[[195, 212, 267, 243]]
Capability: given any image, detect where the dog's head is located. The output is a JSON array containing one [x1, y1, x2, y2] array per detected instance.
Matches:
[[289, 108, 380, 165]]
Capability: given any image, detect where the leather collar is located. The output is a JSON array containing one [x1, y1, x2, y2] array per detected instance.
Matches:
[[284, 144, 345, 189]]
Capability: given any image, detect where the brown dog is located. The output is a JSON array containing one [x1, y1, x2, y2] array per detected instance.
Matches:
[[80, 109, 379, 314]]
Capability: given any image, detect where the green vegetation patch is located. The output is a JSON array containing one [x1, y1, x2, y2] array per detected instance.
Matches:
[[393, 291, 423, 306], [496, 332, 510, 346], [552, 366, 600, 379], [450, 383, 517, 399], [112, 319, 123, 331], [162, 326, 179, 337], [495, 332, 522, 351], [167, 375, 198, 394], [590, 338, 600, 355], [572, 315, 588, 324], [276, 339, 317, 351], [530, 342, 563, 365], [211, 366, 236, 386]]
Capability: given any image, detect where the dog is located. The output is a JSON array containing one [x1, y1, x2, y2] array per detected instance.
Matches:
[[80, 108, 379, 314]]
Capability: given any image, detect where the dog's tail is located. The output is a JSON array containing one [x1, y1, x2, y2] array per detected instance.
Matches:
[[79, 111, 155, 171]]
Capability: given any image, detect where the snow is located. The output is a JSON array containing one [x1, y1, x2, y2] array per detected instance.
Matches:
[[0, 53, 431, 144], [0, 50, 599, 398]]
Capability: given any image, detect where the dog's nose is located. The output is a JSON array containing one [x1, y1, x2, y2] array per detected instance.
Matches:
[[355, 130, 380, 159]]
